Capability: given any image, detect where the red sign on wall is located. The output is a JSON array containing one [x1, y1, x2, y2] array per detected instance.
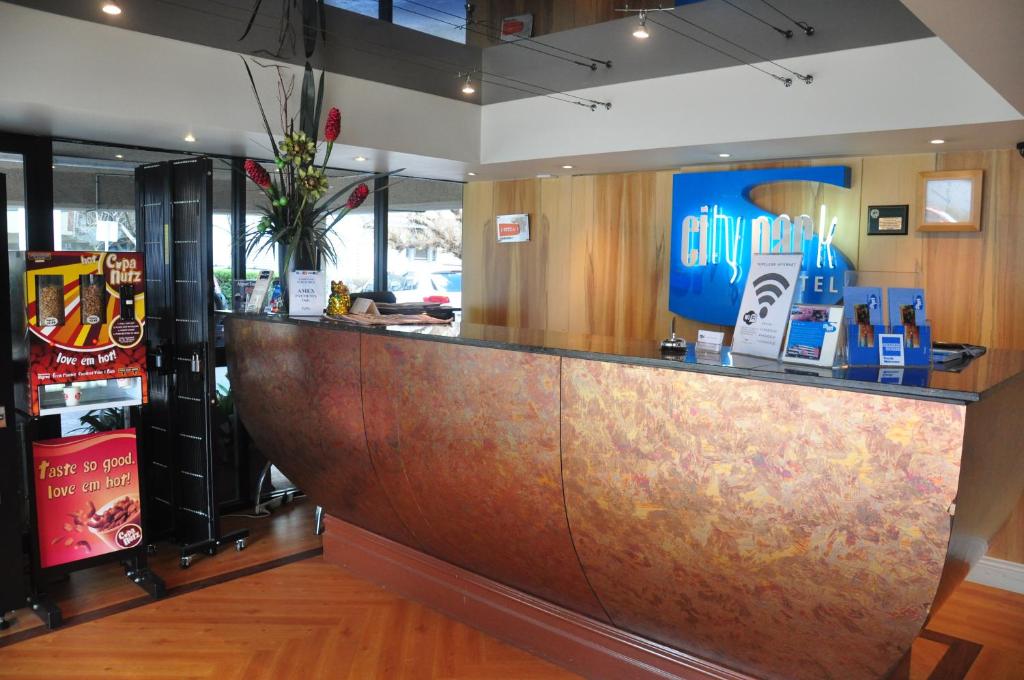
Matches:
[[32, 429, 143, 569]]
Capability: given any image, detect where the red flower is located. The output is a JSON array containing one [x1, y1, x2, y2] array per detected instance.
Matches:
[[346, 183, 370, 209], [324, 107, 341, 143], [244, 159, 271, 189]]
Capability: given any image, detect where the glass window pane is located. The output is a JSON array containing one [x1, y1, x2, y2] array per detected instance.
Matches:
[[393, 0, 467, 43], [51, 142, 180, 252], [325, 0, 379, 18], [387, 177, 463, 306], [1, 152, 26, 251], [211, 164, 233, 311], [323, 170, 375, 293]]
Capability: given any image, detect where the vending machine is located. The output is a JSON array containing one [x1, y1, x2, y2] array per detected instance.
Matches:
[[21, 250, 148, 415]]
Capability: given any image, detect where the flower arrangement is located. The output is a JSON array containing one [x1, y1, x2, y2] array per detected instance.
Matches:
[[241, 60, 398, 272]]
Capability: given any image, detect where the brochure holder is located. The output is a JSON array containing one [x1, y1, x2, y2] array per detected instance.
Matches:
[[845, 324, 887, 366], [892, 323, 932, 366]]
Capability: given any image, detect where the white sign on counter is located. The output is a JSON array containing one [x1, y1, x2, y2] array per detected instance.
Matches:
[[288, 270, 325, 316], [731, 254, 802, 359]]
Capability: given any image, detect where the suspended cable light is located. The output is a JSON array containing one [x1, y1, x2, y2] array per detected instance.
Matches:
[[461, 73, 476, 95], [633, 11, 650, 39], [717, 0, 793, 39], [756, 0, 815, 36], [662, 10, 813, 84]]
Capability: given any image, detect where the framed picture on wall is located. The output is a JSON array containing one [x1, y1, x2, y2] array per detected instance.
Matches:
[[917, 169, 983, 232], [866, 205, 909, 236]]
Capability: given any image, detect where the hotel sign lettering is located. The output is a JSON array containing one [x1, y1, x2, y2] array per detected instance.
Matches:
[[669, 166, 854, 326]]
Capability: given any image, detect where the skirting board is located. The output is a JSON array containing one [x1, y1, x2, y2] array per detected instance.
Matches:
[[322, 515, 754, 680], [966, 556, 1024, 595]]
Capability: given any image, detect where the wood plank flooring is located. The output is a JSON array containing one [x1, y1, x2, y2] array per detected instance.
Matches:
[[0, 496, 321, 643], [0, 557, 579, 680], [1, 497, 1023, 679]]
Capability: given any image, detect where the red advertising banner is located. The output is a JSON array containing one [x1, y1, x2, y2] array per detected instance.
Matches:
[[32, 429, 143, 569], [24, 251, 148, 416]]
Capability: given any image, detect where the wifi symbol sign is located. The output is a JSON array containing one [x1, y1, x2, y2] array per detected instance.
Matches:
[[753, 273, 791, 318]]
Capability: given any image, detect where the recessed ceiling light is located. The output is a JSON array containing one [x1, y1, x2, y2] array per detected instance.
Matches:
[[536, 173, 553, 178], [101, 2, 122, 16], [561, 165, 574, 169], [467, 172, 477, 176], [115, 153, 124, 159], [183, 133, 196, 143], [718, 153, 731, 158], [930, 139, 945, 144], [354, 156, 367, 162]]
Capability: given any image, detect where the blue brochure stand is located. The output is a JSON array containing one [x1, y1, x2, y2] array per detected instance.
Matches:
[[892, 324, 931, 366], [846, 324, 887, 366]]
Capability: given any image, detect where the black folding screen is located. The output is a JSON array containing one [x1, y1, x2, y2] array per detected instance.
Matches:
[[0, 173, 28, 623], [135, 158, 243, 559]]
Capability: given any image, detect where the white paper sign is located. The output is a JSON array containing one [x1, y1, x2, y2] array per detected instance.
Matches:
[[731, 254, 802, 359], [695, 330, 724, 353], [878, 333, 906, 366], [288, 270, 325, 317]]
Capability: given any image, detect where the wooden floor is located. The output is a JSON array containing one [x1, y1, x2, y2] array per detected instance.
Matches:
[[1, 500, 1022, 679], [0, 496, 322, 644]]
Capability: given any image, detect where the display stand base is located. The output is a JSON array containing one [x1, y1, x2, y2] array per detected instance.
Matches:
[[124, 562, 166, 599], [179, 528, 250, 569], [27, 595, 61, 630]]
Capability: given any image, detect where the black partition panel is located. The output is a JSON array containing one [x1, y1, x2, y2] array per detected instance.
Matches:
[[1, 173, 29, 619], [136, 158, 219, 547]]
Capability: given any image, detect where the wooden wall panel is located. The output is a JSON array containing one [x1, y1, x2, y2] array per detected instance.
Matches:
[[858, 154, 936, 274], [567, 172, 667, 341], [542, 176, 573, 332], [468, 1, 620, 47], [461, 180, 493, 325]]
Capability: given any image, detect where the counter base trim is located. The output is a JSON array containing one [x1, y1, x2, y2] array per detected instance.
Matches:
[[322, 515, 754, 680], [966, 556, 1024, 595]]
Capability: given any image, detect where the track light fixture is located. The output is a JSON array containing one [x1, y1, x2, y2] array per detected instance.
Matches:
[[633, 11, 650, 39]]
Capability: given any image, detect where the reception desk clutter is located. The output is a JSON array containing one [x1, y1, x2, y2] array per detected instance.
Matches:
[[226, 315, 1024, 680]]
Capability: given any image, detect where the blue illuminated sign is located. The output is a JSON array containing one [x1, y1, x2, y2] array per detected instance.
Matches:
[[669, 166, 854, 326]]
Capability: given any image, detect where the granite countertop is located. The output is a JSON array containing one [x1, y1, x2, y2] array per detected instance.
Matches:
[[221, 312, 1024, 404]]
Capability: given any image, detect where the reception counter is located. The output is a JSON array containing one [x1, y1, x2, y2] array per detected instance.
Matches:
[[225, 314, 1024, 680]]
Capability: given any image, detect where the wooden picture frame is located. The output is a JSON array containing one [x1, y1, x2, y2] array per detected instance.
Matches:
[[917, 169, 983, 232]]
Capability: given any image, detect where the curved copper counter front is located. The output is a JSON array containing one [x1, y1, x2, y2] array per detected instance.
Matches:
[[360, 335, 608, 621], [560, 359, 965, 680], [229, 321, 415, 544], [226, 316, 1024, 680]]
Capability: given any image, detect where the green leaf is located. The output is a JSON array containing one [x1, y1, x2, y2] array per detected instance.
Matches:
[[299, 63, 316, 140], [302, 0, 319, 59], [242, 57, 280, 160], [238, 0, 265, 41]]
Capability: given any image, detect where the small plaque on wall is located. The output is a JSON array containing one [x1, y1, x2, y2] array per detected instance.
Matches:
[[497, 214, 530, 243], [867, 205, 909, 235]]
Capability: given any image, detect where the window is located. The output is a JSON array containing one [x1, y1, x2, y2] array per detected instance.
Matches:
[[51, 142, 180, 252], [325, 0, 379, 18], [1, 152, 26, 251], [387, 177, 463, 306], [393, 0, 468, 43]]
